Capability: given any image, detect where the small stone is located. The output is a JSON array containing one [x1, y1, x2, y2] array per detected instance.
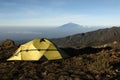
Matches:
[[106, 74, 111, 78], [74, 77, 81, 80], [58, 75, 65, 80], [115, 69, 119, 72], [60, 72, 69, 75], [71, 74, 79, 78], [42, 71, 47, 77]]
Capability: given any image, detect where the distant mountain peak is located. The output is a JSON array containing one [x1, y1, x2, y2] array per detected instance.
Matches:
[[59, 22, 82, 28], [65, 22, 79, 25]]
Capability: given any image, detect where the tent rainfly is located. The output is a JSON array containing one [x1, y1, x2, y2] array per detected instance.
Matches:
[[7, 38, 68, 61]]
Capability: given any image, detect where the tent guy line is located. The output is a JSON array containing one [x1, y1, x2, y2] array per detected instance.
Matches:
[[14, 49, 59, 56]]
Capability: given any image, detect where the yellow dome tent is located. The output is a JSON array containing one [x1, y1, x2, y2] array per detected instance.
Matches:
[[7, 38, 68, 61]]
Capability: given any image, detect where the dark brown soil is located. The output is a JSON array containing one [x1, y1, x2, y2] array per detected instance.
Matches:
[[0, 40, 120, 80]]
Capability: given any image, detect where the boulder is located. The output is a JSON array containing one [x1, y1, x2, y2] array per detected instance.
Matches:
[[1, 39, 15, 49]]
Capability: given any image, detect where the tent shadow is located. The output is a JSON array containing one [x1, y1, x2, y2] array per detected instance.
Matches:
[[60, 46, 112, 57]]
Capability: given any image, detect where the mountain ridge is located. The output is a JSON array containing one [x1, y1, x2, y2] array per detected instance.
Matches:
[[52, 26, 120, 47]]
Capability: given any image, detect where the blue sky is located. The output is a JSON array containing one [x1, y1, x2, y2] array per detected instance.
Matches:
[[0, 0, 120, 27]]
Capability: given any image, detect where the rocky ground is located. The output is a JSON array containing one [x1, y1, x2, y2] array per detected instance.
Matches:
[[0, 39, 120, 80]]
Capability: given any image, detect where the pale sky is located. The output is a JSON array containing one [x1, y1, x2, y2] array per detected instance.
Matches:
[[0, 0, 120, 27]]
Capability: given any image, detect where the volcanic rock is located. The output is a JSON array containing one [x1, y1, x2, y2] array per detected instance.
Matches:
[[1, 39, 15, 49]]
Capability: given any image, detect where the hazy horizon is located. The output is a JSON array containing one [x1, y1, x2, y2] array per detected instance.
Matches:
[[0, 0, 120, 27], [0, 22, 103, 42]]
